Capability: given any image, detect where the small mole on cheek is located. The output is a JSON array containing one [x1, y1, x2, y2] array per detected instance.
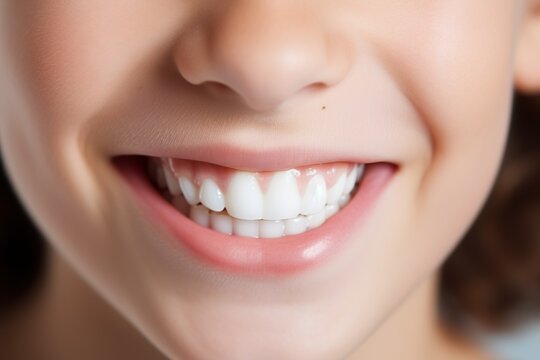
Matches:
[[322, 106, 326, 110]]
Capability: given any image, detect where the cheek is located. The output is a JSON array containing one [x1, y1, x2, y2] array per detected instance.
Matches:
[[339, 1, 521, 282], [417, 2, 518, 231], [0, 0, 185, 244], [419, 2, 518, 151], [366, 1, 519, 143], [0, 1, 185, 137], [401, 2, 519, 257], [0, 2, 148, 301]]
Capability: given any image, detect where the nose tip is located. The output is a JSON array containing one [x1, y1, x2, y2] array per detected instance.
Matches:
[[207, 32, 343, 112], [174, 2, 353, 112]]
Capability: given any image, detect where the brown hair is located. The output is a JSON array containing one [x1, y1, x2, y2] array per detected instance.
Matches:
[[0, 92, 539, 331], [0, 159, 47, 315], [440, 91, 540, 331]]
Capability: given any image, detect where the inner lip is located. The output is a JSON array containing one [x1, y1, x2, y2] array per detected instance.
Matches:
[[143, 156, 367, 239]]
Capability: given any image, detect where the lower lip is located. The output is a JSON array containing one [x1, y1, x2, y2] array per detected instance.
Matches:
[[114, 156, 395, 276]]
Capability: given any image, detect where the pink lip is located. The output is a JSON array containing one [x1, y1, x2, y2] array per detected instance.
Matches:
[[114, 156, 395, 276], [141, 143, 387, 172]]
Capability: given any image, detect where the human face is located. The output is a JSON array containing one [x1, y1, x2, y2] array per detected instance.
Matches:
[[0, 1, 532, 359]]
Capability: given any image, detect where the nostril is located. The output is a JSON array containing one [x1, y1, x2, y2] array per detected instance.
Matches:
[[208, 81, 232, 93], [171, 1, 356, 113], [203, 81, 238, 98], [305, 81, 329, 94]]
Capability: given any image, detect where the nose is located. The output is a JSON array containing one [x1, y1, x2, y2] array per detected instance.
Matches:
[[173, 1, 353, 112]]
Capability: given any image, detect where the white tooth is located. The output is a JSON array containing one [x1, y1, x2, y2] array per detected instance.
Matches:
[[343, 166, 358, 194], [164, 167, 181, 195], [284, 216, 308, 235], [172, 195, 190, 215], [326, 173, 346, 205], [338, 194, 351, 208], [179, 177, 199, 205], [226, 172, 264, 220], [259, 220, 285, 238], [189, 205, 210, 227], [356, 164, 365, 182], [263, 170, 301, 220], [210, 212, 233, 235], [300, 175, 327, 216], [306, 209, 326, 229], [325, 204, 339, 219], [233, 219, 259, 238], [199, 179, 225, 212]]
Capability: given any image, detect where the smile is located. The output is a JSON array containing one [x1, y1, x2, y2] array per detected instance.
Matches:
[[151, 158, 364, 238], [114, 153, 395, 275]]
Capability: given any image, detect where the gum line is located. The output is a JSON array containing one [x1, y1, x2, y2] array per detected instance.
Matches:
[[164, 157, 354, 194]]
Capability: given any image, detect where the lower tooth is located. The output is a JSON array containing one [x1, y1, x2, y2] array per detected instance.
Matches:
[[182, 192, 354, 238], [190, 205, 210, 227], [210, 212, 233, 235], [306, 209, 326, 230], [284, 216, 308, 235], [233, 219, 259, 238], [259, 220, 285, 238]]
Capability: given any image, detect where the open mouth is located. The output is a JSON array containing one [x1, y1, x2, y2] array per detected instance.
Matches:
[[114, 155, 395, 275], [149, 157, 364, 238]]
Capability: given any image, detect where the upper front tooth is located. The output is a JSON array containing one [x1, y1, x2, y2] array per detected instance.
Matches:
[[226, 172, 263, 220], [199, 179, 225, 212], [326, 173, 346, 205], [179, 177, 199, 205], [164, 167, 181, 195], [343, 165, 358, 194], [263, 170, 301, 220], [300, 175, 327, 215]]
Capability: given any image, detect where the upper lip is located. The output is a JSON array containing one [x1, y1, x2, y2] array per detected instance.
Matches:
[[146, 143, 390, 172]]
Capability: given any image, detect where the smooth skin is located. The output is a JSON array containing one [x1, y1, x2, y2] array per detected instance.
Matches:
[[1, 1, 540, 359]]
